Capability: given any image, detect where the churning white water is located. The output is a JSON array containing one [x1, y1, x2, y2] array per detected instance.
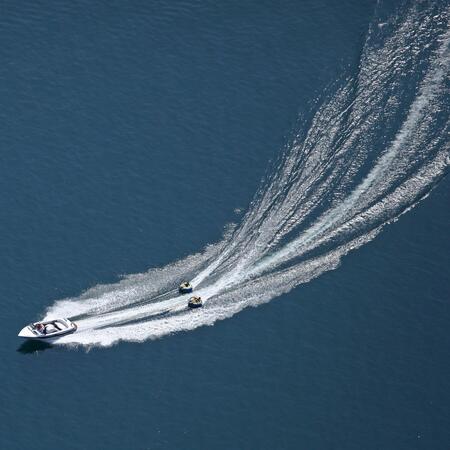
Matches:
[[44, 3, 450, 348]]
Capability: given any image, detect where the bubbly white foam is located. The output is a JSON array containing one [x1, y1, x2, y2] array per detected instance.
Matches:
[[44, 3, 450, 348]]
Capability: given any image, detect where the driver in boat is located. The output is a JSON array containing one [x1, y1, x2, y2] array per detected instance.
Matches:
[[35, 323, 45, 334]]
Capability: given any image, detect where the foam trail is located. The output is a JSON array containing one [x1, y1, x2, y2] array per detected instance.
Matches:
[[247, 32, 450, 279], [43, 2, 449, 348]]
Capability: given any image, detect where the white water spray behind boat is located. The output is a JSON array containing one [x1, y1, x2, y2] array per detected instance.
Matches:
[[43, 2, 450, 348]]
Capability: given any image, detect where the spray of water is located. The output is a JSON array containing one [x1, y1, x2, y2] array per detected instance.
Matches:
[[44, 2, 450, 348]]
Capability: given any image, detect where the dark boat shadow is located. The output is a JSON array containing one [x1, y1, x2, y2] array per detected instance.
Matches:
[[17, 340, 54, 354]]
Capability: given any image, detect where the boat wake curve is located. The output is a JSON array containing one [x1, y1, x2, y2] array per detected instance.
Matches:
[[44, 2, 450, 348]]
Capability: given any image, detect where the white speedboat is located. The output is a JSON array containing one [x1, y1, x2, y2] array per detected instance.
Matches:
[[18, 318, 77, 340]]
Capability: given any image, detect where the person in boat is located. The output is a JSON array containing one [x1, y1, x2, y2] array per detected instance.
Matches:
[[35, 323, 47, 334], [179, 281, 193, 293], [188, 296, 202, 308]]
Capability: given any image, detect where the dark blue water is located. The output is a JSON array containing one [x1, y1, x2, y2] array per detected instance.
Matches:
[[1, 1, 449, 449]]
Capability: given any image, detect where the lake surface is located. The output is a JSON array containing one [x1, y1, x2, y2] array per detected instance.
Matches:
[[1, 1, 449, 449]]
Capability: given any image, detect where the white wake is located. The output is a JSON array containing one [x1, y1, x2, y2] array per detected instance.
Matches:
[[43, 2, 450, 348]]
